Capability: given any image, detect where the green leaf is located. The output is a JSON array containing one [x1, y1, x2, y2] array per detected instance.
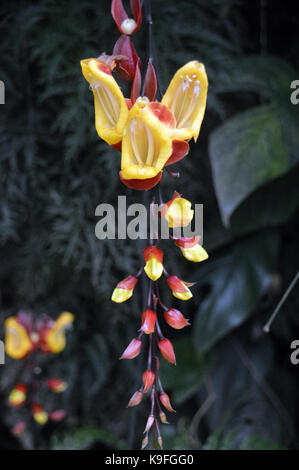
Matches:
[[159, 336, 210, 404], [209, 105, 291, 226], [49, 427, 124, 450], [193, 232, 278, 354]]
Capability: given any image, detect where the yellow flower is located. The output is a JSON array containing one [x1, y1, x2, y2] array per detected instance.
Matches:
[[119, 102, 174, 189], [81, 58, 129, 146], [160, 192, 194, 228], [161, 61, 208, 142], [5, 317, 32, 360], [143, 246, 164, 281], [180, 244, 208, 262], [45, 312, 74, 354]]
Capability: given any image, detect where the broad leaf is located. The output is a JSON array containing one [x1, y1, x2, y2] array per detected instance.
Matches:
[[193, 232, 278, 354]]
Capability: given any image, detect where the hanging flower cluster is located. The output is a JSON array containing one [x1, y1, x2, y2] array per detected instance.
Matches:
[[81, 0, 208, 449], [5, 311, 74, 436]]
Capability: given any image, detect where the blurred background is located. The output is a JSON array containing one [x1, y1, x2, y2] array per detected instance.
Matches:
[[0, 0, 298, 450]]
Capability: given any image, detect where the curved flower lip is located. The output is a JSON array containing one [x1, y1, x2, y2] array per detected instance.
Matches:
[[111, 0, 142, 36], [119, 170, 162, 190], [180, 244, 209, 263], [121, 102, 174, 184], [81, 58, 129, 145], [5, 316, 33, 360], [162, 61, 208, 142], [43, 312, 74, 354]]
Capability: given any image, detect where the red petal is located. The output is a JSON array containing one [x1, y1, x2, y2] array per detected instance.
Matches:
[[131, 62, 142, 103], [111, 0, 128, 33], [165, 140, 190, 166], [166, 275, 188, 293], [119, 171, 162, 190], [113, 35, 140, 82], [175, 236, 201, 248], [117, 275, 138, 290], [144, 62, 157, 102], [148, 102, 176, 128], [111, 141, 122, 152], [143, 245, 163, 263], [130, 0, 142, 31], [140, 309, 156, 334]]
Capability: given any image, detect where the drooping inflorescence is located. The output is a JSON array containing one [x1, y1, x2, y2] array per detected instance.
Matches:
[[4, 311, 74, 436], [80, 0, 208, 449]]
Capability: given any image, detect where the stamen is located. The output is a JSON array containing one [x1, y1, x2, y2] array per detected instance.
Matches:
[[145, 126, 155, 166]]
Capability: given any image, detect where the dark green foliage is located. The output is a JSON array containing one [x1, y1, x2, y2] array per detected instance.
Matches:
[[0, 0, 298, 450]]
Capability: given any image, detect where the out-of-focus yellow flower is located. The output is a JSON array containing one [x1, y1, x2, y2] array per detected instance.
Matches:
[[143, 245, 164, 281], [8, 384, 27, 407], [44, 312, 74, 354], [161, 61, 208, 142], [32, 404, 48, 425], [111, 275, 138, 303], [46, 378, 68, 393], [119, 102, 174, 189], [81, 58, 129, 146], [159, 192, 194, 228], [5, 317, 32, 360]]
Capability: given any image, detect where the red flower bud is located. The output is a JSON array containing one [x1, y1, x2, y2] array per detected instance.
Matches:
[[49, 409, 66, 421], [46, 378, 67, 392], [158, 338, 176, 365], [131, 62, 142, 103], [160, 392, 175, 412], [120, 337, 142, 359], [164, 308, 190, 330], [140, 309, 156, 334], [127, 390, 143, 407], [142, 370, 155, 393], [144, 62, 157, 101], [111, 0, 142, 36]]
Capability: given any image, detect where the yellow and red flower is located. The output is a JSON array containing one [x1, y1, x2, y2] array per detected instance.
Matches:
[[159, 192, 194, 228], [81, 57, 208, 190], [143, 245, 164, 281], [111, 275, 138, 303], [8, 383, 27, 407], [175, 236, 208, 262], [32, 404, 48, 425], [46, 378, 68, 393], [166, 275, 194, 301]]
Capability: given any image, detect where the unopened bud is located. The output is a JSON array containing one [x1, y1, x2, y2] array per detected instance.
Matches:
[[127, 390, 143, 407], [142, 370, 155, 393], [164, 308, 190, 330], [141, 434, 149, 450], [144, 414, 155, 433], [120, 337, 142, 359], [158, 338, 176, 365], [121, 18, 137, 35], [160, 392, 175, 412], [159, 411, 169, 424], [157, 436, 163, 449]]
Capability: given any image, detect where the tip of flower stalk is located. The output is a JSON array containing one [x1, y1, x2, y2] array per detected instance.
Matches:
[[121, 18, 137, 35], [157, 436, 163, 450], [141, 434, 149, 450], [159, 411, 169, 424]]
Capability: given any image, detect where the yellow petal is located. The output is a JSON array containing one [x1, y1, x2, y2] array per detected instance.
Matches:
[[172, 289, 193, 301], [162, 61, 208, 142], [180, 244, 209, 262], [166, 197, 194, 228], [46, 312, 74, 354], [5, 317, 32, 360], [33, 411, 48, 425], [81, 58, 128, 145], [144, 258, 163, 281], [111, 287, 133, 303], [121, 102, 173, 180]]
